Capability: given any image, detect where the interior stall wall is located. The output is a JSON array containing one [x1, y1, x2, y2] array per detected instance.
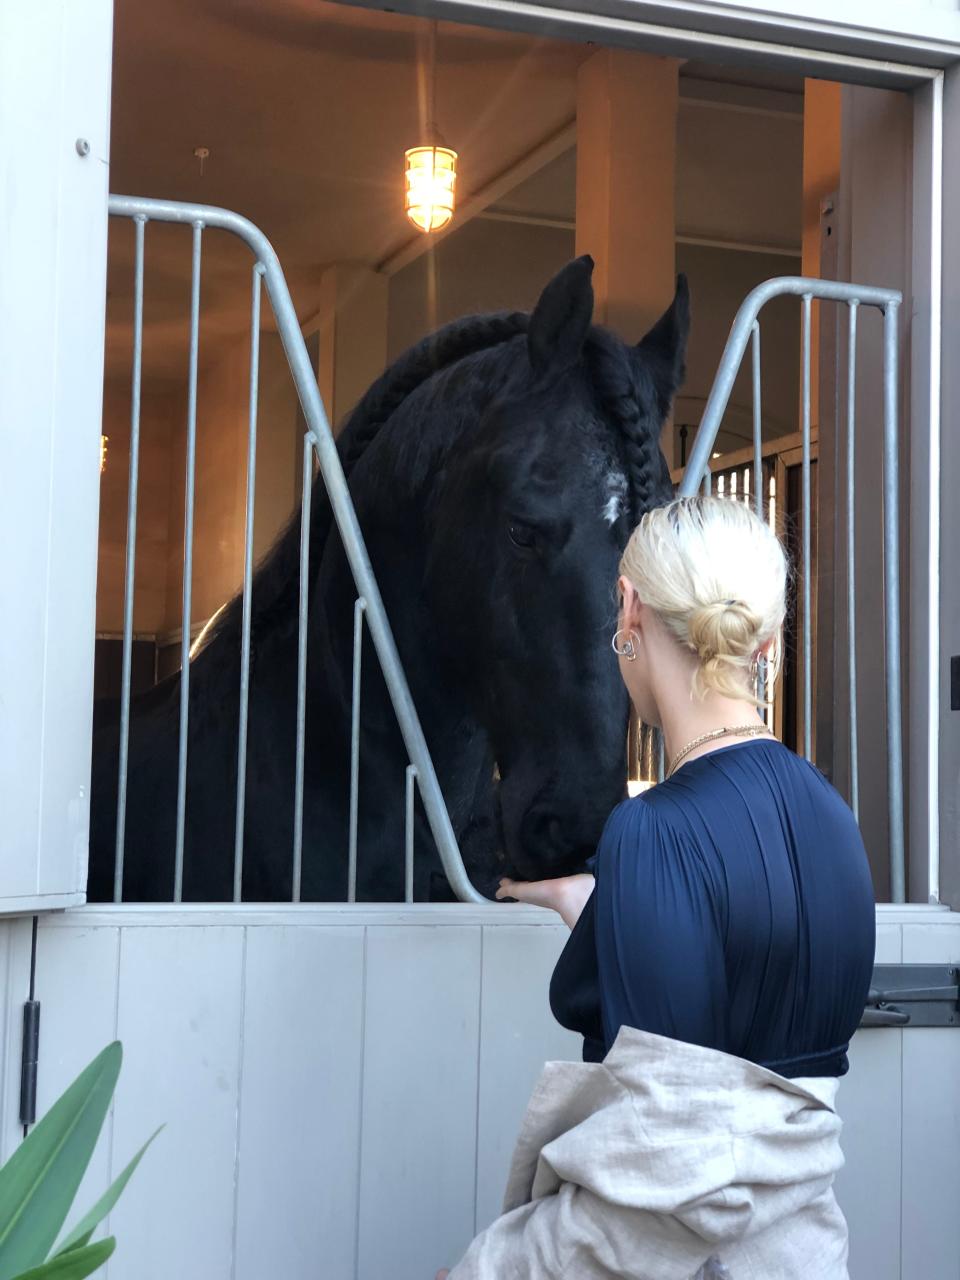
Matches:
[[674, 244, 800, 460], [387, 219, 574, 360], [97, 383, 181, 635]]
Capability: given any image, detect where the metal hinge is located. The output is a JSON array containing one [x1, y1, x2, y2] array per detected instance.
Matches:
[[860, 964, 959, 1028], [19, 999, 40, 1129]]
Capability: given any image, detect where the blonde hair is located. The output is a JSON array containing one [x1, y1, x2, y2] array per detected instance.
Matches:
[[620, 496, 788, 704]]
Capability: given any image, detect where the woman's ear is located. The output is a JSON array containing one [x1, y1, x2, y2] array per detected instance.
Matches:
[[618, 576, 643, 629]]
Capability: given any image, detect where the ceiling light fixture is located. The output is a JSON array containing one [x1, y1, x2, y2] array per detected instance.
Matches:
[[404, 22, 457, 234]]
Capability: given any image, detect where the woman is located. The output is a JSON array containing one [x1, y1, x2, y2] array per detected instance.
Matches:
[[438, 496, 875, 1280]]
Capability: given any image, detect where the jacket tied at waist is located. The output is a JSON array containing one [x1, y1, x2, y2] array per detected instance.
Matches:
[[448, 1027, 849, 1280]]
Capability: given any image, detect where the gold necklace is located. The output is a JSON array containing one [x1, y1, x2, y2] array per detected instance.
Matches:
[[666, 724, 773, 779]]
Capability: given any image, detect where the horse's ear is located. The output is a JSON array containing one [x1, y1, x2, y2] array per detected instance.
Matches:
[[528, 255, 595, 375], [636, 274, 690, 398]]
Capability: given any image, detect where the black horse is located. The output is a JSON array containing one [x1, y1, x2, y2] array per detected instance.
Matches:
[[88, 256, 689, 902]]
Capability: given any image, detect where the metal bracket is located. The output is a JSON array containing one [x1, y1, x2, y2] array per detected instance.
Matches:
[[860, 964, 959, 1028]]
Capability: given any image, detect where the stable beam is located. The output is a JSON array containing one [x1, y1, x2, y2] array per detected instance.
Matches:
[[575, 49, 679, 464], [575, 49, 679, 340]]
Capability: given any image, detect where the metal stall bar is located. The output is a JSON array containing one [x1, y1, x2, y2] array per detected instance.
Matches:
[[108, 195, 484, 905], [679, 276, 905, 901], [847, 301, 860, 822], [751, 322, 763, 521], [405, 764, 417, 904], [113, 214, 146, 903], [750, 320, 767, 710], [348, 597, 366, 904], [292, 436, 314, 905], [883, 300, 906, 904], [801, 294, 813, 761], [173, 222, 203, 904], [233, 264, 263, 903]]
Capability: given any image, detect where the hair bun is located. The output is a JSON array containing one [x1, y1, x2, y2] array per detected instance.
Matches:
[[618, 496, 787, 706], [687, 598, 760, 666]]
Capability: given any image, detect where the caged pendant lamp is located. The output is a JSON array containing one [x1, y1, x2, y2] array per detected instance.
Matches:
[[404, 21, 457, 234]]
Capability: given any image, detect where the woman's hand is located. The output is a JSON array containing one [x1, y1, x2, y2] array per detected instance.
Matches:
[[496, 873, 595, 929]]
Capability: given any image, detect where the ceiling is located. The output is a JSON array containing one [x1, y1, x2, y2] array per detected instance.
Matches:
[[107, 0, 592, 383], [105, 0, 803, 387]]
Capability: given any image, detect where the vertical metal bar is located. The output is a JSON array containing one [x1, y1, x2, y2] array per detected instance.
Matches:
[[801, 294, 813, 762], [846, 301, 860, 822], [655, 730, 665, 784], [114, 214, 146, 903], [883, 301, 906, 902], [292, 436, 313, 904], [701, 463, 711, 497], [348, 597, 366, 904], [173, 221, 203, 902], [751, 321, 763, 520], [232, 264, 263, 904], [405, 765, 417, 903]]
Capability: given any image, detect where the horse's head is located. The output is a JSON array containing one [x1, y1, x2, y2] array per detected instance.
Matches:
[[423, 257, 689, 884]]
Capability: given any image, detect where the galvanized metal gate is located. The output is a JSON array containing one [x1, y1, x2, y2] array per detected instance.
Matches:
[[106, 195, 481, 905]]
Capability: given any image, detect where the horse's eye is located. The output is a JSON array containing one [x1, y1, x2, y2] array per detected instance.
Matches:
[[508, 522, 537, 550]]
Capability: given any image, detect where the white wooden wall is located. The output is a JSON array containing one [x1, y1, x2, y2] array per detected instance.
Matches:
[[0, 904, 957, 1280], [0, 0, 112, 912]]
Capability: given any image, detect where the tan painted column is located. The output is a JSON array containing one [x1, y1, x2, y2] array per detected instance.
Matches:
[[801, 80, 842, 426], [575, 50, 679, 340], [311, 264, 389, 431], [802, 81, 842, 280], [576, 50, 679, 465]]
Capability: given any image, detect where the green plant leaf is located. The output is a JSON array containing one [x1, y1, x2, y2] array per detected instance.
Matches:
[[53, 1127, 161, 1257], [0, 1043, 122, 1280], [11, 1237, 115, 1280]]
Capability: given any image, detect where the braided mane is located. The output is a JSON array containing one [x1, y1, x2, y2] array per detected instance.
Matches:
[[195, 305, 667, 664], [197, 311, 532, 657], [585, 329, 673, 524]]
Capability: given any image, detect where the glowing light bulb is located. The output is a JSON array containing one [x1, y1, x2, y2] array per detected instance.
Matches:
[[404, 145, 457, 234]]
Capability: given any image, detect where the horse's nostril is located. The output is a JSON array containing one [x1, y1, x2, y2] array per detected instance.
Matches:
[[521, 808, 567, 857]]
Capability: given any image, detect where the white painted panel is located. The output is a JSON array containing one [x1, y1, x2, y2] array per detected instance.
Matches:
[[901, 920, 960, 963], [0, 0, 111, 906], [837, 1030, 902, 1280], [900, 1029, 960, 1280], [900, 923, 960, 1280], [34, 922, 120, 1250], [107, 927, 244, 1280], [357, 926, 482, 1280], [875, 922, 904, 964], [234, 926, 365, 1280], [475, 923, 579, 1233], [36, 0, 113, 899], [839, 921, 901, 1279]]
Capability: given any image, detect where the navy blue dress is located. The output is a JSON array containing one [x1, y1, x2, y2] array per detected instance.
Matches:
[[550, 739, 876, 1076]]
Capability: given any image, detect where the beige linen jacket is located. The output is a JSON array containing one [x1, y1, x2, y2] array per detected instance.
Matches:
[[449, 1027, 849, 1280]]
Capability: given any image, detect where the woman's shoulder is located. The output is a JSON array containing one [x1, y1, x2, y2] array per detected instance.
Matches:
[[591, 792, 673, 869]]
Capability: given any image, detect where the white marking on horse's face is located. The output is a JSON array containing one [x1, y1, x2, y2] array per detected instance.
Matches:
[[602, 471, 628, 526]]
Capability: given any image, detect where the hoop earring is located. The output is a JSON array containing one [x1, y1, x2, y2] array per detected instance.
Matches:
[[612, 629, 640, 662]]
